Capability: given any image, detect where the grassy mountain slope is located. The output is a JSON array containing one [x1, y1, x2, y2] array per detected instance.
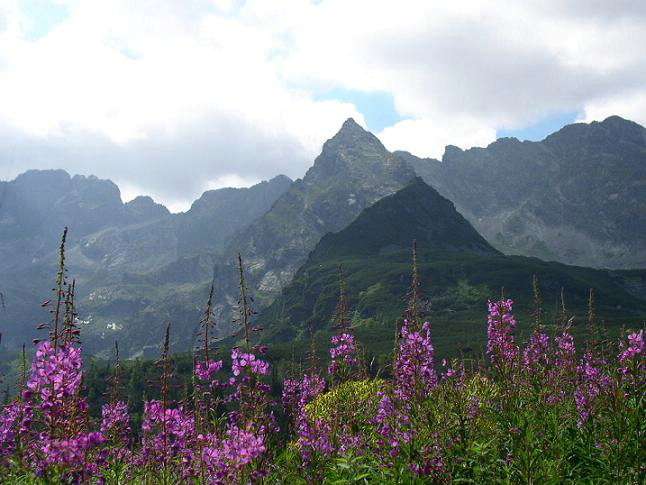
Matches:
[[257, 178, 646, 362]]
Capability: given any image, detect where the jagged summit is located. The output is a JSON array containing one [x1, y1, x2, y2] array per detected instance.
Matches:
[[322, 117, 384, 154], [401, 115, 646, 269], [310, 117, 412, 183], [338, 117, 365, 134]]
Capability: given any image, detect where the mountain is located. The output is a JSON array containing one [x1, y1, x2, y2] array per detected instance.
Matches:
[[211, 118, 416, 333], [0, 170, 128, 272], [400, 116, 646, 269], [178, 175, 293, 256], [307, 177, 497, 261], [4, 116, 646, 357], [0, 171, 291, 354], [257, 178, 646, 359]]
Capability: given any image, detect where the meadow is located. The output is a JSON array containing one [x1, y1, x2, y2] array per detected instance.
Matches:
[[0, 236, 644, 484]]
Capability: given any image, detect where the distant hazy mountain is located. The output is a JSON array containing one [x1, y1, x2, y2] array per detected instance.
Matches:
[[257, 178, 646, 357], [400, 116, 646, 269], [0, 170, 291, 354], [178, 175, 293, 256]]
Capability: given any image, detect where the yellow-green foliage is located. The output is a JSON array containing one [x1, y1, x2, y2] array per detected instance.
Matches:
[[305, 379, 385, 425], [463, 374, 499, 402]]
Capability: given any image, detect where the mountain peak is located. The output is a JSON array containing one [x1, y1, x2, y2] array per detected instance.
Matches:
[[310, 177, 498, 260], [340, 117, 363, 131], [545, 114, 646, 149], [269, 174, 293, 184], [328, 117, 378, 145], [307, 117, 414, 185]]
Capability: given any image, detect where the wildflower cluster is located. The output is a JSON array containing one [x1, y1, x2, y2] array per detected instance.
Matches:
[[486, 298, 519, 368], [327, 332, 358, 379], [1, 270, 644, 484]]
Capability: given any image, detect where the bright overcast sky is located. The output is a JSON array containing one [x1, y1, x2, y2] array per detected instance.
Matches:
[[1, 0, 645, 211]]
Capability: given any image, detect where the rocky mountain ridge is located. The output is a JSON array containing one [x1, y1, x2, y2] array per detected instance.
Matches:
[[0, 170, 292, 353], [400, 115, 646, 269], [2, 115, 645, 356]]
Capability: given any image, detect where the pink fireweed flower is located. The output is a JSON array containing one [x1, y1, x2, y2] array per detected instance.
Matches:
[[0, 401, 33, 459], [36, 431, 105, 470], [374, 391, 411, 459], [617, 330, 645, 385], [231, 348, 269, 377], [283, 372, 326, 463], [554, 331, 576, 372], [408, 435, 446, 480], [296, 415, 335, 463], [101, 401, 131, 444], [226, 346, 277, 439], [26, 342, 83, 417], [281, 378, 300, 414], [574, 352, 613, 427], [394, 320, 437, 402], [140, 400, 195, 467], [282, 370, 328, 464], [328, 333, 358, 377], [523, 331, 550, 369], [196, 359, 224, 381], [200, 425, 267, 484], [486, 299, 519, 367], [618, 330, 644, 364], [299, 373, 325, 407]]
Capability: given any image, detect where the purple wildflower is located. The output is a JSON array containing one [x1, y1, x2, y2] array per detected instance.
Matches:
[[0, 401, 33, 459], [486, 299, 519, 368], [231, 348, 269, 377], [394, 320, 437, 402], [200, 425, 267, 484], [523, 331, 550, 369], [140, 400, 195, 469], [574, 352, 612, 427], [26, 342, 83, 422], [101, 401, 131, 444], [618, 330, 644, 365], [196, 359, 224, 381], [327, 333, 358, 378]]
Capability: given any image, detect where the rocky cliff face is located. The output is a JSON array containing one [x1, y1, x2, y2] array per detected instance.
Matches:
[[401, 116, 646, 269], [0, 171, 291, 354], [178, 175, 293, 256], [211, 119, 416, 335]]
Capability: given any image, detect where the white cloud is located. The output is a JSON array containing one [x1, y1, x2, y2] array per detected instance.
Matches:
[[0, 0, 644, 208], [580, 91, 646, 127], [379, 118, 496, 160]]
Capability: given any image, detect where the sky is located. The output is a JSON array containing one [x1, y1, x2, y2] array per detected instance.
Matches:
[[0, 1, 645, 212]]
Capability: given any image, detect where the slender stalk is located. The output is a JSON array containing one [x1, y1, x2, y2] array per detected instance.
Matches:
[[51, 227, 68, 351], [111, 341, 121, 405], [237, 255, 251, 352], [19, 343, 27, 400], [532, 274, 543, 332], [406, 240, 422, 329], [202, 285, 215, 362], [307, 321, 318, 375], [160, 322, 171, 485], [334, 265, 349, 334]]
